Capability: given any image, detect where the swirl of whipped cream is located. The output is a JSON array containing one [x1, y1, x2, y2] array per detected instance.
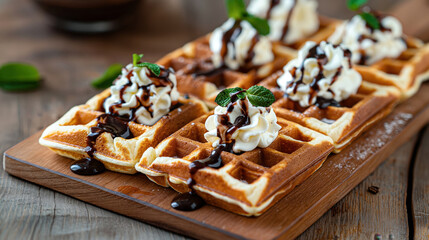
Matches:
[[277, 41, 362, 108], [210, 18, 274, 70], [204, 97, 281, 153], [103, 63, 180, 126], [247, 0, 319, 44], [328, 14, 406, 65]]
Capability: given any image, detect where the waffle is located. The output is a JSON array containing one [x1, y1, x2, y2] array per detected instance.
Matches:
[[135, 113, 334, 216], [353, 38, 429, 99], [39, 89, 208, 174], [260, 74, 401, 153], [156, 35, 296, 108]]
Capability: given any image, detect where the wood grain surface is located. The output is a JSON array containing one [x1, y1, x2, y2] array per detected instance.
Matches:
[[0, 0, 429, 239]]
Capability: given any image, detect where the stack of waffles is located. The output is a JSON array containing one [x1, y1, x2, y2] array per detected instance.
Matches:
[[40, 0, 429, 216]]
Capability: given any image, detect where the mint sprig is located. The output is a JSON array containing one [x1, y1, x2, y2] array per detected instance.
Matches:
[[346, 0, 380, 30], [215, 86, 275, 107], [359, 12, 380, 30], [346, 0, 368, 11], [132, 53, 161, 77], [226, 0, 270, 36], [91, 64, 123, 89], [0, 63, 41, 91]]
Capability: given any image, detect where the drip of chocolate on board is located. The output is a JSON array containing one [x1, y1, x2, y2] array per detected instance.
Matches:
[[70, 114, 134, 175], [171, 91, 250, 211], [286, 44, 350, 109], [106, 66, 179, 122]]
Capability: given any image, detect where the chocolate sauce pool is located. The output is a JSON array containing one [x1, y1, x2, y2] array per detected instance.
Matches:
[[71, 114, 134, 176], [171, 92, 250, 211]]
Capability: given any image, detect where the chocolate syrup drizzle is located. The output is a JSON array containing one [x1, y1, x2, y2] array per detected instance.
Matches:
[[265, 0, 297, 41], [72, 65, 178, 176], [106, 66, 178, 122], [70, 114, 134, 176], [193, 18, 262, 77], [355, 10, 392, 65], [286, 44, 351, 109], [171, 92, 251, 211]]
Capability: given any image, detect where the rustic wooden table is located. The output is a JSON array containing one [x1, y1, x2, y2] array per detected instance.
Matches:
[[0, 0, 428, 239]]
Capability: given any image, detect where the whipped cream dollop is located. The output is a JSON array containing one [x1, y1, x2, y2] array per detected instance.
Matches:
[[204, 97, 281, 153], [328, 14, 406, 65], [103, 63, 180, 126], [247, 0, 319, 44], [210, 18, 274, 70], [277, 41, 362, 107]]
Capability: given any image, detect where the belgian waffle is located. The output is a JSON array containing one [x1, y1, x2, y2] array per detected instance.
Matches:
[[39, 89, 208, 174], [135, 113, 334, 216], [260, 74, 401, 153], [156, 35, 296, 108], [305, 18, 429, 99], [353, 38, 429, 99]]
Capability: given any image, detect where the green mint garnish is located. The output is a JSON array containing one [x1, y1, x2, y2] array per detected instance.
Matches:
[[226, 0, 270, 36], [246, 85, 275, 107], [0, 63, 40, 91], [346, 0, 380, 30], [133, 54, 144, 66], [243, 14, 270, 36], [215, 87, 245, 107], [347, 0, 368, 11], [226, 0, 246, 19], [136, 62, 161, 76], [359, 12, 380, 30], [132, 53, 161, 77], [215, 86, 275, 107], [91, 64, 123, 89]]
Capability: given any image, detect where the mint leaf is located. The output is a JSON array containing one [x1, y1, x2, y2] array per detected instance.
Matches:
[[215, 87, 244, 107], [243, 13, 270, 36], [0, 63, 41, 91], [0, 81, 40, 91], [91, 64, 122, 89], [133, 53, 144, 66], [359, 12, 380, 29], [347, 0, 368, 11], [246, 86, 275, 107], [226, 0, 246, 19], [137, 62, 161, 77]]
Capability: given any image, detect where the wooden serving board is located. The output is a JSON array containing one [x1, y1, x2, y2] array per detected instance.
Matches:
[[3, 83, 429, 240]]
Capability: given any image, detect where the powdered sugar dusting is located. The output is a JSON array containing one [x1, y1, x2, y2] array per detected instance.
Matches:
[[333, 112, 413, 172]]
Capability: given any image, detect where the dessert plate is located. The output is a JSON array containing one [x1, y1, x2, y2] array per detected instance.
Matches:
[[4, 83, 429, 240]]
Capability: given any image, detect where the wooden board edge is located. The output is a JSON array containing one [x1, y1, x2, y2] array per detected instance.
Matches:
[[279, 104, 429, 240], [2, 153, 246, 240]]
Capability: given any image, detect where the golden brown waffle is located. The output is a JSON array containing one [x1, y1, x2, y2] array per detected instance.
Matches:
[[260, 73, 401, 153], [271, 14, 429, 99], [39, 89, 208, 174], [294, 17, 429, 99], [135, 113, 334, 216], [353, 38, 429, 99], [157, 35, 296, 108]]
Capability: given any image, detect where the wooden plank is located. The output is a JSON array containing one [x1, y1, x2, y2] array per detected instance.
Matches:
[[412, 127, 429, 240], [298, 136, 417, 240], [4, 84, 429, 240]]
